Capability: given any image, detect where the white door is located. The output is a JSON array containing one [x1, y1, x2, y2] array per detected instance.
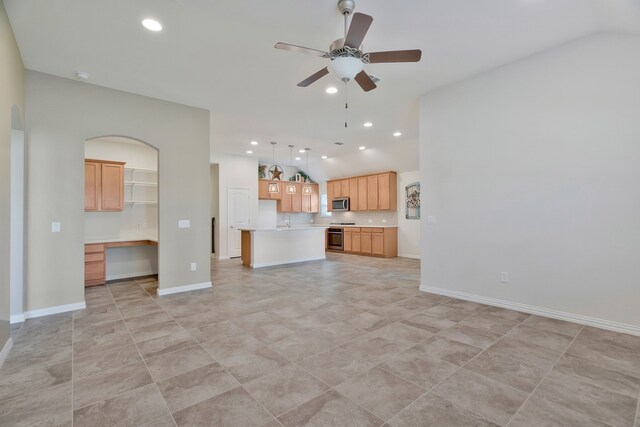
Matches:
[[228, 188, 250, 258]]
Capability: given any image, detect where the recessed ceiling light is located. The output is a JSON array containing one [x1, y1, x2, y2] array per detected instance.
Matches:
[[295, 157, 301, 160], [393, 131, 402, 137], [359, 146, 366, 150], [250, 141, 258, 145], [299, 149, 305, 153], [364, 122, 373, 127], [142, 18, 163, 32], [325, 87, 338, 94], [321, 155, 328, 159], [246, 150, 253, 154]]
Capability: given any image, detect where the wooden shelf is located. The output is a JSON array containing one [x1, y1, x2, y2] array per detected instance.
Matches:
[[124, 201, 158, 205], [124, 181, 157, 186]]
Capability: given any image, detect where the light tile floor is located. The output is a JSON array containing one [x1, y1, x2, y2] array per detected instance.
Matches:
[[1, 253, 639, 426]]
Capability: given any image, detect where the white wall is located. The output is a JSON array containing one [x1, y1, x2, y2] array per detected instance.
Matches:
[[210, 164, 219, 254], [211, 152, 259, 259], [420, 33, 640, 332], [25, 71, 210, 312], [398, 171, 421, 259]]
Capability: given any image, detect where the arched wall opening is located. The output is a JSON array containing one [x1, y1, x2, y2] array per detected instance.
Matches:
[[84, 135, 160, 294], [9, 105, 25, 323]]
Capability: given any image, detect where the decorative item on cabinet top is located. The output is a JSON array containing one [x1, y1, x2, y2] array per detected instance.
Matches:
[[327, 171, 397, 212]]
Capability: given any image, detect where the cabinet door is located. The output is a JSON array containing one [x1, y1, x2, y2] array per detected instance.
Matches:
[[279, 190, 292, 212], [310, 184, 319, 213], [326, 181, 334, 211], [258, 180, 270, 200], [358, 177, 368, 211], [361, 233, 372, 253], [367, 175, 378, 210], [84, 162, 100, 211], [101, 163, 124, 211], [333, 181, 343, 198], [349, 178, 358, 211], [351, 232, 361, 253], [341, 180, 350, 199], [344, 231, 352, 252], [291, 183, 302, 212], [269, 181, 282, 200], [372, 233, 384, 255], [378, 173, 391, 210]]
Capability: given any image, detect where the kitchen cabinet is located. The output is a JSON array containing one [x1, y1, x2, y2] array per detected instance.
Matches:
[[361, 232, 372, 253], [331, 226, 397, 258], [349, 178, 359, 211], [85, 159, 125, 212], [358, 177, 368, 211], [326, 172, 397, 212], [258, 179, 283, 200], [367, 175, 378, 211], [302, 183, 319, 213], [277, 182, 319, 213], [327, 180, 334, 209]]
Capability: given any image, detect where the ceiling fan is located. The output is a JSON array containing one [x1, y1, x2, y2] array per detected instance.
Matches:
[[275, 0, 422, 92]]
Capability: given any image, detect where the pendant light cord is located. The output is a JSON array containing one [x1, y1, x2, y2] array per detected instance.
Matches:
[[344, 82, 349, 128]]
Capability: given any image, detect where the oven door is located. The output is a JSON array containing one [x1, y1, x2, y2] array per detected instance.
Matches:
[[327, 228, 344, 251]]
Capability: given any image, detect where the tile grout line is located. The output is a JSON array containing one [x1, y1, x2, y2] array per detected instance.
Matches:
[[106, 279, 179, 427], [383, 309, 534, 424], [504, 324, 585, 426], [150, 281, 282, 426]]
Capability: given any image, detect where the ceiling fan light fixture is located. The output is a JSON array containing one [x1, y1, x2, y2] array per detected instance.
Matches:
[[329, 56, 364, 82], [325, 86, 338, 94]]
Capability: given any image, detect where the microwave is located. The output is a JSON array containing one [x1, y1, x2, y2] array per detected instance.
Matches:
[[331, 197, 350, 212]]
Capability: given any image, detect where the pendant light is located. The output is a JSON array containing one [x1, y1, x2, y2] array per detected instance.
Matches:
[[285, 145, 297, 195], [302, 148, 313, 195], [268, 142, 280, 193]]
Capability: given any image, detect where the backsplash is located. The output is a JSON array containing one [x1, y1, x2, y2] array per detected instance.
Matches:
[[314, 210, 398, 226], [277, 212, 315, 226]]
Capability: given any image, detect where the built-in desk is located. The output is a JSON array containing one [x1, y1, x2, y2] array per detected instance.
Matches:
[[84, 239, 158, 287]]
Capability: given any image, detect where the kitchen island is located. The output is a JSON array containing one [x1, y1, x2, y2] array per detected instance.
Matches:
[[240, 226, 327, 268]]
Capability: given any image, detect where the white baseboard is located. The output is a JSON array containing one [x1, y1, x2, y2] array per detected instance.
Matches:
[[106, 270, 156, 281], [251, 255, 325, 269], [24, 302, 86, 320], [10, 314, 25, 324], [216, 256, 230, 261], [0, 338, 13, 369], [420, 285, 640, 337], [398, 253, 421, 260], [157, 281, 212, 296]]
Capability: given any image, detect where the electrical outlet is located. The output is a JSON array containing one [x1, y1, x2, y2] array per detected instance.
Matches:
[[178, 220, 190, 229], [136, 223, 142, 229], [190, 262, 197, 271], [51, 222, 61, 233], [501, 272, 509, 283], [427, 216, 436, 225]]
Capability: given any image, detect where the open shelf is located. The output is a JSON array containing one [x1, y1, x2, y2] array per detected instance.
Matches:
[[124, 181, 158, 186]]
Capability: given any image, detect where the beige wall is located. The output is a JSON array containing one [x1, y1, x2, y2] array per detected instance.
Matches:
[[420, 33, 640, 332], [25, 71, 210, 311], [0, 2, 24, 353]]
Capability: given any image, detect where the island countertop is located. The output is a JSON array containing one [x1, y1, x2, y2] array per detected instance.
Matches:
[[239, 226, 329, 232]]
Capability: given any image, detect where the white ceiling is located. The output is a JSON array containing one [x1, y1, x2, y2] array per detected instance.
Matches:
[[6, 0, 640, 165]]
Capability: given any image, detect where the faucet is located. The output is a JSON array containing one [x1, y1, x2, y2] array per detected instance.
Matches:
[[284, 213, 291, 228]]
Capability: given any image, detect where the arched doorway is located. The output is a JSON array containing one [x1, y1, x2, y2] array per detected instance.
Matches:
[[83, 136, 160, 297], [9, 105, 25, 324]]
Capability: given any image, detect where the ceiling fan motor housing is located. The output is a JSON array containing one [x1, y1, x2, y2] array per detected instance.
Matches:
[[338, 0, 355, 15]]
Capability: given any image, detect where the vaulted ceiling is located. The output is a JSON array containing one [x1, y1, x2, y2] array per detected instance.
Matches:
[[6, 0, 640, 165]]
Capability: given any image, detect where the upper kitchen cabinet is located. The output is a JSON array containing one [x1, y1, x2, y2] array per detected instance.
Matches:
[[85, 159, 126, 212], [258, 179, 282, 200], [327, 171, 397, 212], [279, 182, 320, 213]]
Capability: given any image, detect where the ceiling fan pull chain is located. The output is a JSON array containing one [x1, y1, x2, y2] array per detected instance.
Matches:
[[344, 82, 349, 128]]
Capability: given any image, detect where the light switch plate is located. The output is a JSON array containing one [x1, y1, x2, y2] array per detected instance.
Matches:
[[51, 222, 61, 232], [427, 216, 436, 225], [190, 262, 197, 271], [178, 220, 190, 229]]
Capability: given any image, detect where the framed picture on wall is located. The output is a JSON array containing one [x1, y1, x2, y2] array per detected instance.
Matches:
[[405, 182, 420, 219]]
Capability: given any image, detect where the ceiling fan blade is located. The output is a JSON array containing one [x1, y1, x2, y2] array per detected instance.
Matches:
[[368, 50, 422, 63], [275, 42, 328, 57], [344, 13, 373, 48], [354, 70, 377, 92], [297, 67, 329, 87]]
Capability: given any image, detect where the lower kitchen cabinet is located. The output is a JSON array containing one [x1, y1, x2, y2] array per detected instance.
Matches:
[[84, 244, 106, 286], [334, 227, 397, 258]]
